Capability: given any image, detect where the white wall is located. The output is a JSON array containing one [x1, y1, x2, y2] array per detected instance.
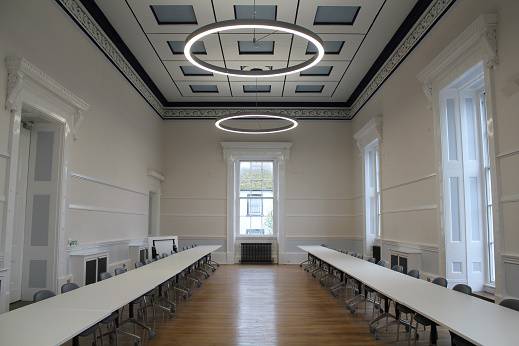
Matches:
[[0, 0, 163, 289], [160, 120, 361, 261], [352, 0, 519, 298]]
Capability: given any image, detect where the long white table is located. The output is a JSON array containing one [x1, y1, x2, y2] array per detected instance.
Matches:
[[299, 245, 519, 346], [0, 245, 221, 346]]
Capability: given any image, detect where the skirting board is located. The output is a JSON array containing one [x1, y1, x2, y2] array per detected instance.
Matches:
[[281, 252, 308, 265], [211, 252, 227, 264]]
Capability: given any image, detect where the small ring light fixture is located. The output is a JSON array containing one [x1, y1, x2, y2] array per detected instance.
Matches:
[[184, 19, 324, 78], [214, 112, 299, 134]]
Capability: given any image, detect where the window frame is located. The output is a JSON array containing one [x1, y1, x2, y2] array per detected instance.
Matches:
[[235, 160, 277, 239], [364, 140, 381, 239]]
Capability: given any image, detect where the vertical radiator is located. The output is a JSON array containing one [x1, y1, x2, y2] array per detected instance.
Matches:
[[240, 243, 273, 264]]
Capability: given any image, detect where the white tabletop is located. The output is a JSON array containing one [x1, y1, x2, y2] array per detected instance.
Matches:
[[299, 245, 519, 346], [0, 245, 221, 346]]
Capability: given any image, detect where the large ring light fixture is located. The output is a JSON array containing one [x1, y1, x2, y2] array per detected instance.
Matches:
[[214, 112, 299, 134], [185, 19, 324, 78]]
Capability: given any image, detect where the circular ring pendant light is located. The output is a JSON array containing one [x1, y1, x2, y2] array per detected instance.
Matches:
[[184, 19, 324, 78], [215, 112, 298, 134]]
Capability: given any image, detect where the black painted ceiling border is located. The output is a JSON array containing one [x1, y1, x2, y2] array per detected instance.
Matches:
[[56, 0, 455, 118]]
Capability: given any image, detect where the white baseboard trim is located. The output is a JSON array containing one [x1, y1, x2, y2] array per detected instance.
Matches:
[[280, 252, 307, 264], [211, 252, 227, 264]]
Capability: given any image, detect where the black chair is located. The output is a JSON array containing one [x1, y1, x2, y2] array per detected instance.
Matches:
[[450, 284, 475, 345], [500, 298, 519, 311], [113, 267, 156, 341], [60, 283, 102, 346], [97, 272, 120, 344], [369, 263, 403, 337], [61, 282, 80, 293], [452, 283, 472, 294], [396, 269, 420, 342], [114, 267, 127, 276], [392, 265, 404, 273], [412, 277, 448, 345], [33, 289, 55, 302]]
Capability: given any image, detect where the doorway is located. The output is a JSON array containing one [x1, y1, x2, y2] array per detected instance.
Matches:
[[9, 105, 63, 306], [440, 63, 495, 291]]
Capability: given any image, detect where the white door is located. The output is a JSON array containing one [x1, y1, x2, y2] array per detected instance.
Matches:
[[9, 127, 31, 303], [441, 90, 468, 286], [21, 124, 60, 300], [459, 90, 485, 291]]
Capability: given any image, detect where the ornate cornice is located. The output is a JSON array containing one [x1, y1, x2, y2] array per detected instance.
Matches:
[[56, 0, 163, 114], [349, 0, 456, 117], [57, 0, 455, 120], [162, 107, 351, 120]]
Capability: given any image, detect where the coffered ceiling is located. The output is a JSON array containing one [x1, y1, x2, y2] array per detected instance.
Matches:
[[56, 0, 456, 119]]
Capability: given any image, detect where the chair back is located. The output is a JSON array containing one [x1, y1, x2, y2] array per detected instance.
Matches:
[[114, 267, 127, 275], [432, 277, 448, 287], [377, 259, 387, 267], [99, 272, 112, 281], [407, 269, 420, 278], [452, 283, 472, 295], [499, 299, 519, 312], [61, 282, 80, 293], [391, 265, 404, 273], [33, 290, 56, 302]]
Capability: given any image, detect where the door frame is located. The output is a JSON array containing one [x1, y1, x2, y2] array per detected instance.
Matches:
[[2, 57, 88, 311]]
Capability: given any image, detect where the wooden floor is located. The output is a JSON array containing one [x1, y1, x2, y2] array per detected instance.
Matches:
[[72, 265, 452, 345]]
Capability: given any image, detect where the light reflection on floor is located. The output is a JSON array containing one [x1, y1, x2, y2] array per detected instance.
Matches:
[[236, 266, 278, 346]]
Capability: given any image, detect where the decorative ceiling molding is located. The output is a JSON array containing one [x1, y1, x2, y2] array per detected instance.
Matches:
[[56, 0, 163, 115], [349, 0, 456, 117], [162, 107, 351, 120], [56, 0, 455, 120]]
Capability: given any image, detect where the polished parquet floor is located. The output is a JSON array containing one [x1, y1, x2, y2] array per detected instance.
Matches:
[[70, 264, 452, 345]]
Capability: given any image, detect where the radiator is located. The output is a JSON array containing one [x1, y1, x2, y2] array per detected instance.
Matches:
[[240, 243, 273, 264]]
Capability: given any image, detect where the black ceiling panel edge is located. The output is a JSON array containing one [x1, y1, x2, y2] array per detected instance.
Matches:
[[345, 0, 433, 106], [162, 116, 351, 121], [163, 101, 349, 108]]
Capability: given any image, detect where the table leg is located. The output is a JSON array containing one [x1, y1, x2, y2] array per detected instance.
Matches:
[[430, 324, 438, 345]]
